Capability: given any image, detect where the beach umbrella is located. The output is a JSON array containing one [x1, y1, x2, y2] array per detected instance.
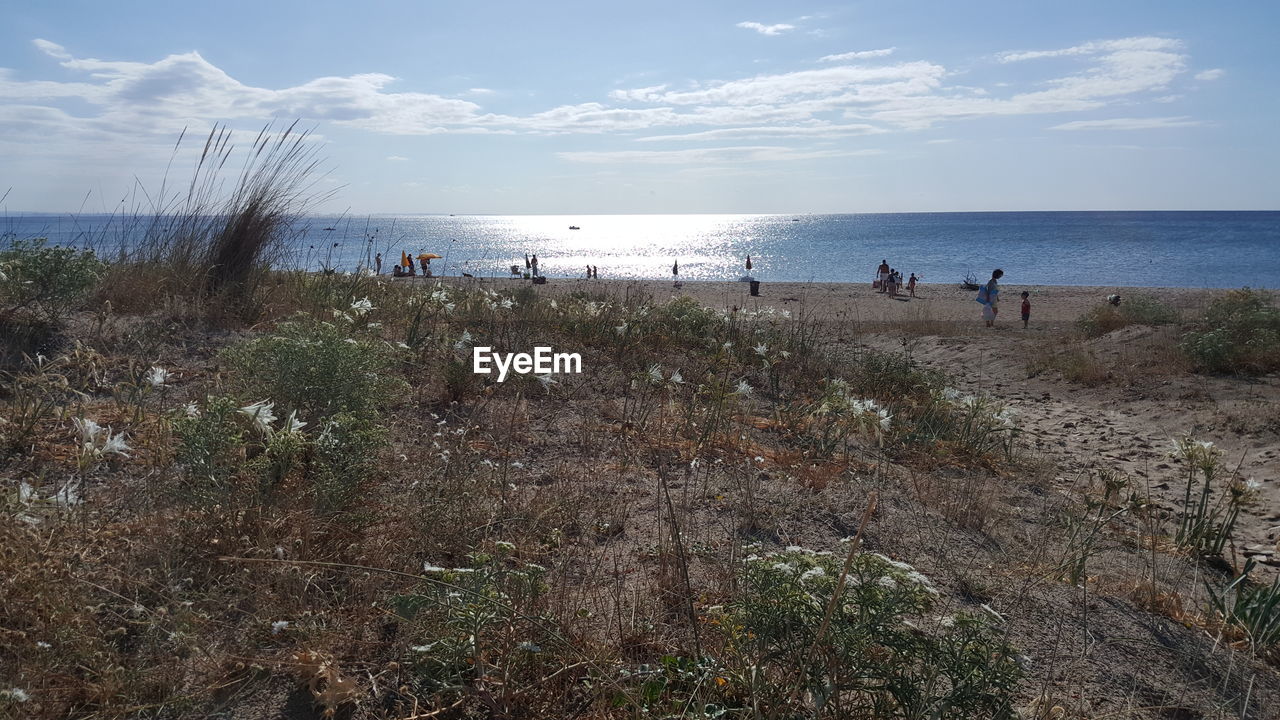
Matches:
[[417, 253, 443, 261], [745, 255, 753, 271], [401, 251, 409, 268]]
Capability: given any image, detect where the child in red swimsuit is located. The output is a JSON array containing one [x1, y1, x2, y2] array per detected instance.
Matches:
[[1020, 291, 1031, 329]]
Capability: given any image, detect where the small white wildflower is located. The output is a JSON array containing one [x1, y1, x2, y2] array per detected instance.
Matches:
[[146, 366, 171, 387], [670, 369, 684, 384], [500, 298, 514, 309], [877, 408, 892, 432], [454, 330, 473, 350], [239, 401, 277, 435], [183, 402, 200, 418], [36, 641, 51, 649], [101, 430, 132, 458], [647, 364, 663, 383], [72, 417, 103, 445], [535, 373, 558, 393], [422, 562, 448, 573], [735, 379, 753, 396], [799, 567, 826, 583], [283, 411, 306, 434], [349, 297, 375, 316], [1, 688, 30, 703], [754, 343, 768, 356]]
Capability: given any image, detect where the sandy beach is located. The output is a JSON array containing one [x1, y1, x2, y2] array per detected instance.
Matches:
[[426, 275, 1280, 561], [435, 275, 1226, 324]]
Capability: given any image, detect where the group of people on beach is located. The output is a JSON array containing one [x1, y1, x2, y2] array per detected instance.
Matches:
[[875, 260, 917, 298], [375, 252, 436, 277]]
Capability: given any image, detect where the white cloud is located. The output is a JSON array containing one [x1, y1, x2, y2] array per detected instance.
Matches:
[[819, 48, 896, 62], [386, 155, 409, 161], [737, 21, 795, 36], [998, 36, 1181, 63], [1194, 68, 1225, 81], [634, 124, 885, 142], [0, 33, 1205, 175], [32, 38, 71, 60], [1049, 116, 1204, 131], [560, 146, 881, 165]]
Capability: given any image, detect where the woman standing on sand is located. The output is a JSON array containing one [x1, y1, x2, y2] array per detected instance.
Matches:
[[977, 269, 1003, 327], [672, 260, 679, 287]]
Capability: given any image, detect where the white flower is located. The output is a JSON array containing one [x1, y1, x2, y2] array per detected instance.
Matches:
[[183, 402, 200, 418], [101, 431, 132, 458], [283, 411, 307, 434], [1, 688, 30, 703], [735, 379, 753, 396], [754, 343, 768, 356], [146, 366, 171, 387], [535, 373, 558, 393], [500, 298, 514, 309], [349, 297, 375, 316], [670, 369, 683, 384], [877, 408, 892, 432], [799, 567, 826, 583], [422, 562, 448, 573], [454, 330, 473, 350], [270, 620, 290, 635], [239, 401, 277, 435], [647, 364, 663, 383], [72, 418, 103, 445]]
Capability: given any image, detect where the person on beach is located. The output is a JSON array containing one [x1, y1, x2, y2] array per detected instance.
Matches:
[[1021, 291, 1031, 329], [375, 253, 382, 275], [745, 255, 753, 272], [976, 268, 1003, 327], [907, 273, 918, 297], [531, 254, 539, 277], [877, 259, 890, 292], [586, 265, 592, 278], [591, 265, 598, 278], [885, 270, 898, 296], [672, 260, 680, 287]]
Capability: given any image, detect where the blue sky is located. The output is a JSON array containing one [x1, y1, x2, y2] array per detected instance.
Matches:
[[1, 0, 1276, 213]]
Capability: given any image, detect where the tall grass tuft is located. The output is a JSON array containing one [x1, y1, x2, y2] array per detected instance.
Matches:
[[101, 121, 330, 316]]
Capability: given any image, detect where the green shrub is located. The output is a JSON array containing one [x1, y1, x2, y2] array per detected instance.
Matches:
[[1077, 294, 1178, 338], [722, 547, 1022, 718], [220, 316, 399, 421], [172, 396, 248, 502], [0, 238, 103, 325], [310, 411, 385, 511], [1206, 557, 1280, 656], [394, 550, 556, 702], [1181, 289, 1280, 374]]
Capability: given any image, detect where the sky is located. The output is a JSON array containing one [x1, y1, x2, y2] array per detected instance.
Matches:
[[1, 0, 1277, 214]]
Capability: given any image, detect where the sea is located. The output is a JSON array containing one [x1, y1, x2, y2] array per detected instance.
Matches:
[[4, 211, 1278, 289]]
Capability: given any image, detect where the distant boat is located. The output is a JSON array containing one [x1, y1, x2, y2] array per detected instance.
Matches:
[[792, 218, 801, 221], [568, 225, 580, 230], [322, 226, 336, 231]]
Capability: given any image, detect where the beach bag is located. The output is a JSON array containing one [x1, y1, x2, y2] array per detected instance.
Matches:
[[975, 284, 990, 305]]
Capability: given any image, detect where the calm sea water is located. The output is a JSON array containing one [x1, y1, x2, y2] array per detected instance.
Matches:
[[4, 211, 1278, 288]]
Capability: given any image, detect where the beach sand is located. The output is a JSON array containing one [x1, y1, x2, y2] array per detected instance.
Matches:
[[424, 275, 1280, 564]]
